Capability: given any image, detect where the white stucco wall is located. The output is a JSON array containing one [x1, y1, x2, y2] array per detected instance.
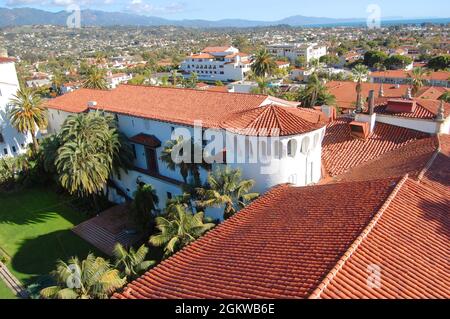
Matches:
[[375, 114, 440, 134], [0, 61, 32, 158], [226, 127, 326, 194]]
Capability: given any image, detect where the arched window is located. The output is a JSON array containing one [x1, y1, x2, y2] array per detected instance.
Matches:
[[313, 133, 320, 149], [301, 136, 310, 155], [260, 140, 267, 157], [273, 140, 283, 159], [287, 139, 297, 157]]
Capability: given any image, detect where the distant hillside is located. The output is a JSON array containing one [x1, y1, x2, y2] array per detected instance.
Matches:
[[0, 7, 446, 28], [0, 7, 365, 28]]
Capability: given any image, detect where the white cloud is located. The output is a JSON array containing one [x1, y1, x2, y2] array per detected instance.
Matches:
[[6, 0, 114, 7], [126, 1, 186, 15]]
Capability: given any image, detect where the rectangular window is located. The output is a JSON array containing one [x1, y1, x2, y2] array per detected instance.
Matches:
[[12, 146, 16, 153], [132, 144, 137, 159], [3, 148, 7, 155], [167, 192, 173, 200], [145, 147, 159, 174]]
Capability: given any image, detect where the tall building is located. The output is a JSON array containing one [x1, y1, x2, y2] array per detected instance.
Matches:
[[180, 46, 252, 83], [267, 43, 327, 63], [0, 52, 32, 158]]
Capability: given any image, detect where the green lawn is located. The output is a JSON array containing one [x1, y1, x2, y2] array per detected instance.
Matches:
[[0, 187, 101, 297], [0, 280, 17, 299]]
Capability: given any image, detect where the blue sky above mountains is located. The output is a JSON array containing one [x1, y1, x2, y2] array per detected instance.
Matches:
[[1, 0, 449, 20]]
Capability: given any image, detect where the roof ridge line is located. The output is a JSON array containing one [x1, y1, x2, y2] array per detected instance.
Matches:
[[270, 105, 286, 134], [308, 175, 409, 299], [417, 135, 441, 182]]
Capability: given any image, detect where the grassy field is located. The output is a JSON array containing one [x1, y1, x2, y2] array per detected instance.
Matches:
[[0, 279, 17, 299], [0, 187, 101, 297]]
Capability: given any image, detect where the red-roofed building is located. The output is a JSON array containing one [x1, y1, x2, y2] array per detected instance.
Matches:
[[180, 46, 252, 82], [45, 85, 327, 213], [369, 70, 450, 87]]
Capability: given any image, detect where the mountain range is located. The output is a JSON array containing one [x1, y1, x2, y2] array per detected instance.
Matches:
[[0, 7, 444, 28]]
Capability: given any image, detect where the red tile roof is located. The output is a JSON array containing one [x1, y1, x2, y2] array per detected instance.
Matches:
[[370, 70, 450, 81], [325, 81, 409, 110], [221, 104, 328, 136], [416, 86, 449, 100], [45, 85, 271, 129], [203, 46, 233, 53], [374, 98, 450, 119], [322, 118, 430, 177], [114, 178, 400, 299], [316, 178, 450, 299], [189, 53, 215, 59], [0, 57, 15, 64], [335, 136, 439, 182], [419, 134, 450, 198]]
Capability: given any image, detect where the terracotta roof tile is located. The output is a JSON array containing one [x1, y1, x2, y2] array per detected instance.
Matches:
[[374, 98, 450, 119], [0, 57, 15, 64], [221, 104, 328, 136], [45, 85, 269, 129], [370, 70, 450, 81], [322, 118, 429, 177], [319, 178, 450, 299], [113, 179, 399, 299], [325, 81, 409, 110], [335, 136, 439, 182]]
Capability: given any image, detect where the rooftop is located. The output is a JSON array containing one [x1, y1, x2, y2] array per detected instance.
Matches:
[[114, 132, 449, 299], [322, 118, 429, 177], [45, 84, 297, 130], [221, 104, 328, 136], [370, 70, 450, 81]]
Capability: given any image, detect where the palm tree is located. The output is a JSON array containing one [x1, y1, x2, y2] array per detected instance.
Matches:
[[252, 76, 271, 94], [160, 137, 210, 186], [150, 205, 215, 257], [197, 168, 259, 220], [297, 73, 335, 107], [9, 87, 47, 152], [352, 64, 369, 112], [82, 66, 108, 90], [40, 254, 126, 299], [130, 183, 159, 232], [56, 112, 133, 209], [439, 91, 450, 103], [408, 67, 428, 96], [113, 243, 155, 280], [251, 49, 277, 77]]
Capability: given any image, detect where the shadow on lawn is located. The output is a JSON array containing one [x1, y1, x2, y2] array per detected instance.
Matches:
[[0, 209, 57, 226], [11, 230, 103, 287]]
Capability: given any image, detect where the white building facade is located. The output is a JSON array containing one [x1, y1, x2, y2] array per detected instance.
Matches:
[[267, 43, 327, 63], [0, 57, 33, 158], [45, 86, 328, 220], [180, 46, 252, 83]]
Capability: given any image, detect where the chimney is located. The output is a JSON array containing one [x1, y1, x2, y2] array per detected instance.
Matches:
[[368, 90, 375, 115], [404, 87, 412, 100], [436, 100, 445, 122], [378, 84, 384, 97]]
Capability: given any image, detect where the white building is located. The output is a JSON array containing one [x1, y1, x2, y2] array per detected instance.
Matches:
[[45, 85, 328, 220], [106, 72, 133, 89], [0, 56, 33, 158], [180, 46, 252, 83], [267, 43, 327, 63]]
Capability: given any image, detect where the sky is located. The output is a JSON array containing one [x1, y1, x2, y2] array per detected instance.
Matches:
[[1, 0, 450, 20]]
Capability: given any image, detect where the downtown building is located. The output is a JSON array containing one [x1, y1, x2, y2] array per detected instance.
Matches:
[[180, 46, 252, 83], [267, 42, 327, 63]]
